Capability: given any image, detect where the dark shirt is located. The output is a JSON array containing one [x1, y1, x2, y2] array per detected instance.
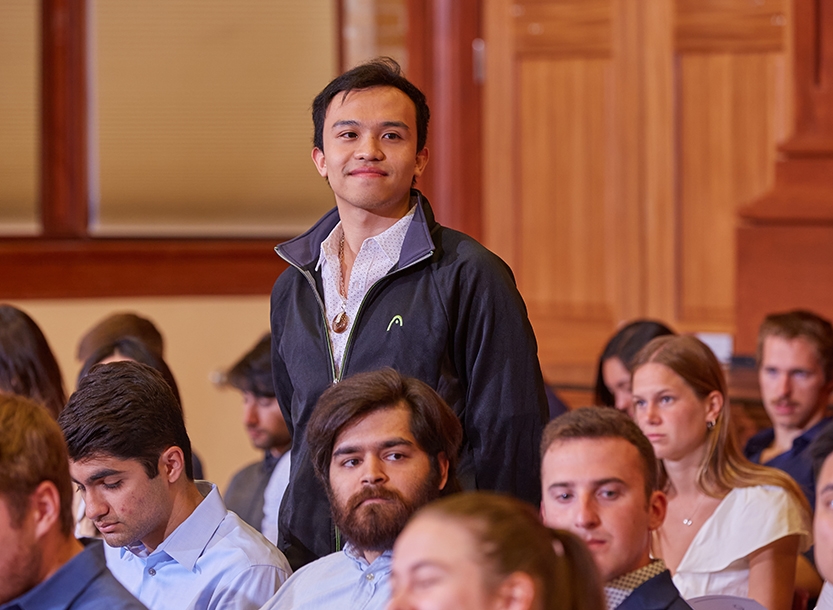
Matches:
[[744, 416, 833, 509], [0, 539, 146, 610], [224, 453, 279, 533]]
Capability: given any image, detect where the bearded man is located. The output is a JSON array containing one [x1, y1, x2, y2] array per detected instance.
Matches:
[[260, 368, 462, 610]]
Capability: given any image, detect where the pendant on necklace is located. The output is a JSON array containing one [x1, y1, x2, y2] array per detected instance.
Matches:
[[332, 311, 349, 334], [682, 518, 693, 526]]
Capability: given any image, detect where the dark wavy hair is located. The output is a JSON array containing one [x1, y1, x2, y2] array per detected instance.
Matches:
[[226, 333, 274, 398], [312, 57, 430, 154], [307, 368, 461, 494], [60, 361, 194, 480], [594, 320, 675, 407], [0, 304, 66, 419]]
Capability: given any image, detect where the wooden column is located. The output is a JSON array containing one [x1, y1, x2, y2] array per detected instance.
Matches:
[[41, 0, 88, 237], [407, 0, 483, 241], [736, 0, 833, 353]]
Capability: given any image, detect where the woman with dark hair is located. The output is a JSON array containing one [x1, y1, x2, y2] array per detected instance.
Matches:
[[632, 335, 810, 610], [0, 304, 66, 419], [389, 491, 605, 610], [594, 320, 675, 415]]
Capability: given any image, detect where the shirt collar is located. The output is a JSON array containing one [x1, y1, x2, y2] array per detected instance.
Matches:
[[604, 559, 667, 610], [122, 481, 225, 572], [793, 416, 833, 450], [1, 539, 109, 610], [315, 204, 417, 272], [342, 542, 393, 571]]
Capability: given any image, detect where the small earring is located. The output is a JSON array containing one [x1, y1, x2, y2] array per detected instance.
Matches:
[[706, 420, 715, 431]]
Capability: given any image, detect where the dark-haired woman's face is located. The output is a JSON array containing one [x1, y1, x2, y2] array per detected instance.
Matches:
[[602, 357, 634, 417]]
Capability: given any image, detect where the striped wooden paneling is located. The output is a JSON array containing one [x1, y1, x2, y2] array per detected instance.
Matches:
[[512, 0, 612, 57], [676, 0, 787, 53]]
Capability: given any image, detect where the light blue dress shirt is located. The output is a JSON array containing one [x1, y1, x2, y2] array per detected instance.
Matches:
[[104, 482, 291, 610], [260, 544, 391, 610]]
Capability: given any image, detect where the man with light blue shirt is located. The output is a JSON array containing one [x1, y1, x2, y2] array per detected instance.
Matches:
[[261, 368, 462, 610], [58, 361, 291, 610]]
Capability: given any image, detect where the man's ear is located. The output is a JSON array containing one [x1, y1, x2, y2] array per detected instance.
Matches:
[[436, 451, 450, 491], [159, 446, 186, 484], [494, 572, 536, 610], [648, 490, 667, 532], [413, 147, 429, 178], [311, 147, 327, 178], [30, 480, 61, 539]]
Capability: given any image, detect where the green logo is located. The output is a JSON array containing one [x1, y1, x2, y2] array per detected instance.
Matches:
[[386, 315, 404, 332]]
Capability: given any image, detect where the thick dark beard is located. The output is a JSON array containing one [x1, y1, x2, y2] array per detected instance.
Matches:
[[329, 474, 441, 553]]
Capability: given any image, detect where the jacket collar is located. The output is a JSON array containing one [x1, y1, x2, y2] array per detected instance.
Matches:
[[275, 189, 437, 271]]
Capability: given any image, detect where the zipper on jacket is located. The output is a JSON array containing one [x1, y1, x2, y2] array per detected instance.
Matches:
[[338, 249, 434, 378]]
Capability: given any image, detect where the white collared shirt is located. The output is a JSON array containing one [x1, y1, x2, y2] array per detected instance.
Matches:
[[316, 205, 416, 376]]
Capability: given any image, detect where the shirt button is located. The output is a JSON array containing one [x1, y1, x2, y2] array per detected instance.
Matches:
[[365, 573, 375, 582], [148, 568, 157, 576]]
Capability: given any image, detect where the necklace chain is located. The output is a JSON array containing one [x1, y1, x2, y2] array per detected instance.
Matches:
[[332, 234, 349, 334]]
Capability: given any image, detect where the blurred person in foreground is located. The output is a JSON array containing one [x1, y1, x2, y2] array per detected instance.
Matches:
[[389, 491, 605, 610], [0, 393, 145, 609]]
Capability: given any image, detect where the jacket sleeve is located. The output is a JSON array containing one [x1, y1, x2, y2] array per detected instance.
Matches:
[[270, 275, 295, 440], [451, 244, 548, 506]]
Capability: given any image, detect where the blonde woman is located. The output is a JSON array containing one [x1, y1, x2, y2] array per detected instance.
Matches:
[[632, 335, 811, 610]]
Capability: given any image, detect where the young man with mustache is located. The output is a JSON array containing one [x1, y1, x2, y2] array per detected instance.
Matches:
[[260, 368, 462, 610]]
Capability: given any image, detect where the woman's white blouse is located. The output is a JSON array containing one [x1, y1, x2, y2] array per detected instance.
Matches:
[[670, 485, 811, 600]]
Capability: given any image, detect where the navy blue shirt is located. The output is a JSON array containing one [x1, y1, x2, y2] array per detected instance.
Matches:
[[744, 416, 833, 510], [0, 539, 146, 610]]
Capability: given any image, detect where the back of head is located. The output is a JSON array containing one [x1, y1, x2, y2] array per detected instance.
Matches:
[[757, 310, 833, 383], [811, 421, 833, 484], [78, 336, 182, 407], [0, 394, 74, 536], [0, 304, 66, 419], [59, 360, 193, 480], [595, 320, 675, 406], [307, 367, 462, 492], [417, 492, 605, 610], [226, 333, 274, 398], [312, 57, 430, 153], [77, 312, 164, 363], [542, 407, 658, 500]]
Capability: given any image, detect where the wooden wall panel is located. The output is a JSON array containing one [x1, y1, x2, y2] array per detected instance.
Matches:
[[517, 58, 611, 321], [484, 0, 792, 386], [676, 53, 785, 329]]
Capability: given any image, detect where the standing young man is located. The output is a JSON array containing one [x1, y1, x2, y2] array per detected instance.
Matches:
[[271, 58, 547, 568]]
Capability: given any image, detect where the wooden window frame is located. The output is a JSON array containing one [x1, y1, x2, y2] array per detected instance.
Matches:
[[1, 0, 480, 299]]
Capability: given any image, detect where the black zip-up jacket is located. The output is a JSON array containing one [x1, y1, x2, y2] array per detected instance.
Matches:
[[270, 190, 547, 569]]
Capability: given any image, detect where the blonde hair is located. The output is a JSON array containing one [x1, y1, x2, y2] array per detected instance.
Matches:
[[632, 335, 809, 513], [415, 492, 605, 610]]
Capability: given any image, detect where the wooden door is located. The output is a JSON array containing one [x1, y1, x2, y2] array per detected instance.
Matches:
[[483, 0, 791, 385]]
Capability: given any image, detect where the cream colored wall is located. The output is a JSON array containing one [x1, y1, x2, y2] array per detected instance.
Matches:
[[8, 296, 271, 493]]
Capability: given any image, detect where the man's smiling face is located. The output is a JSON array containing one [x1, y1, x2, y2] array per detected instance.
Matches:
[[311, 86, 428, 219]]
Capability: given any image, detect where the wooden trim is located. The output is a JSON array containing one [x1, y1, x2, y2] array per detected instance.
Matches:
[[41, 0, 88, 237], [0, 239, 287, 298], [407, 0, 483, 241]]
